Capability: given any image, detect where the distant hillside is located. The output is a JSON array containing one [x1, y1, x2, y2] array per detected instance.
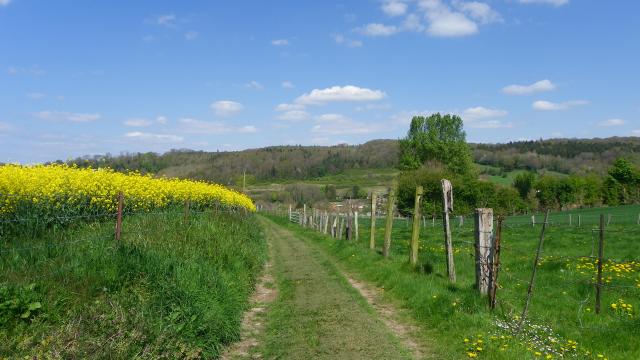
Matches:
[[65, 137, 640, 185], [66, 140, 400, 186]]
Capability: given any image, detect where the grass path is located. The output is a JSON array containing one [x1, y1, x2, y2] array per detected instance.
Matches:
[[252, 216, 428, 359]]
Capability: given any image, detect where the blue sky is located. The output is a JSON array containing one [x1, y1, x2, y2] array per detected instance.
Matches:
[[1, 0, 639, 163]]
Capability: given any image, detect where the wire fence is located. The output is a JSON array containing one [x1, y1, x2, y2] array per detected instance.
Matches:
[[269, 201, 640, 357]]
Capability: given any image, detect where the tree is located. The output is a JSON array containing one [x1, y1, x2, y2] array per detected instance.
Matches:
[[513, 172, 536, 199], [399, 113, 473, 175]]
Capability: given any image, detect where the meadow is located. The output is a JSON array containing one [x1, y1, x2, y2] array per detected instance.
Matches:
[[273, 204, 640, 359]]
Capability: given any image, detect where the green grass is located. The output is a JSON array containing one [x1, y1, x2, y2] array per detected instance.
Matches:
[[268, 204, 640, 359], [0, 209, 266, 358]]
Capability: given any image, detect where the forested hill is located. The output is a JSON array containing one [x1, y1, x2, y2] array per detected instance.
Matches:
[[64, 137, 640, 185], [66, 140, 400, 185]]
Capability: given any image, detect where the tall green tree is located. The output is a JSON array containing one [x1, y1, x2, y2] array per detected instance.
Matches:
[[399, 113, 473, 175]]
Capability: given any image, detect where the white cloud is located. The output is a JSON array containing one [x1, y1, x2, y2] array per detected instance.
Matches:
[[178, 118, 257, 134], [124, 118, 153, 127], [282, 81, 295, 89], [312, 113, 382, 135], [239, 125, 258, 133], [275, 103, 306, 112], [7, 65, 45, 76], [157, 14, 176, 27], [277, 110, 310, 121], [271, 39, 289, 46], [357, 23, 399, 37], [424, 7, 478, 37], [402, 13, 425, 31], [455, 1, 503, 24], [502, 79, 556, 95], [211, 100, 244, 116], [632, 130, 640, 136], [27, 92, 46, 100], [184, 30, 199, 40], [244, 80, 264, 90], [124, 131, 183, 142], [598, 118, 626, 127], [518, 0, 569, 6], [33, 111, 100, 123], [0, 0, 11, 6], [295, 85, 386, 105], [334, 34, 363, 47], [532, 100, 588, 111], [156, 116, 168, 124], [462, 106, 508, 120], [467, 120, 513, 129], [382, 1, 408, 17]]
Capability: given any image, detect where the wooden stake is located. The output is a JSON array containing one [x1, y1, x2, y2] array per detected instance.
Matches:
[[354, 211, 359, 241], [441, 179, 456, 282], [595, 214, 605, 314], [475, 208, 494, 295], [489, 216, 503, 310], [339, 215, 344, 240], [569, 214, 572, 226], [409, 186, 423, 267], [383, 188, 395, 258], [531, 214, 535, 227], [607, 214, 611, 226], [370, 193, 377, 250], [115, 192, 124, 241], [346, 205, 352, 241], [184, 199, 190, 224], [578, 214, 581, 227], [332, 215, 338, 238], [324, 211, 329, 234], [303, 204, 307, 227], [520, 209, 550, 328]]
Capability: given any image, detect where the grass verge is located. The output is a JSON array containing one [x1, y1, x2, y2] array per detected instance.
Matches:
[[1, 209, 266, 358]]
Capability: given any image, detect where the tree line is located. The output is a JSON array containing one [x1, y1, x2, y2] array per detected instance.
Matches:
[[396, 114, 640, 217]]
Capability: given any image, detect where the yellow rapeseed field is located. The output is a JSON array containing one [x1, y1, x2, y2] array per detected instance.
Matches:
[[0, 164, 255, 217]]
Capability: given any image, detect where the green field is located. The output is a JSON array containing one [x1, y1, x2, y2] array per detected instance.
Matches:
[[0, 209, 265, 358], [272, 204, 640, 359]]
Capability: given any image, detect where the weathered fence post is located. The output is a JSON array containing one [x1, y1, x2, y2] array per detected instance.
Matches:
[[595, 214, 605, 314], [332, 214, 337, 237], [441, 179, 456, 282], [288, 204, 292, 222], [184, 199, 190, 224], [531, 214, 535, 227], [324, 211, 329, 234], [303, 204, 307, 227], [409, 186, 423, 267], [459, 215, 464, 227], [383, 188, 395, 258], [339, 215, 344, 240], [489, 216, 503, 310], [370, 193, 377, 250], [115, 192, 124, 241], [520, 209, 550, 329], [354, 211, 359, 241], [569, 214, 572, 226], [346, 205, 352, 241], [578, 214, 582, 227], [607, 214, 611, 226], [475, 208, 494, 295]]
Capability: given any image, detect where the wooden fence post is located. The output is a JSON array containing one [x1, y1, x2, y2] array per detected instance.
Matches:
[[184, 199, 190, 224], [531, 214, 535, 227], [303, 204, 307, 227], [339, 215, 344, 240], [332, 215, 338, 238], [115, 192, 124, 241], [370, 193, 377, 250], [383, 188, 395, 258], [607, 214, 611, 226], [459, 215, 464, 227], [288, 204, 292, 222], [346, 205, 352, 241], [354, 211, 359, 241], [441, 179, 456, 282], [475, 208, 494, 295], [569, 214, 572, 226], [489, 217, 503, 310], [578, 214, 581, 227], [324, 211, 329, 234], [409, 186, 423, 267], [595, 214, 605, 314], [520, 209, 550, 329]]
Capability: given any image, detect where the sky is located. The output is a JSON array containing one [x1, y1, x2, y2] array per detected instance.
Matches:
[[0, 0, 639, 163]]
